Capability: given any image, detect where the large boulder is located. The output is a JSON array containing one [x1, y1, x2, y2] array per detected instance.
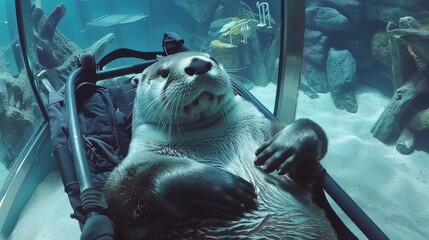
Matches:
[[302, 61, 330, 93], [306, 6, 353, 32], [327, 48, 358, 113], [371, 31, 391, 66], [303, 30, 329, 66]]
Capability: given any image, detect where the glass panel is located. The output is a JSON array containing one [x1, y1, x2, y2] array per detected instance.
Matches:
[[0, 1, 43, 196], [6, 0, 282, 237], [301, 0, 429, 239], [27, 0, 281, 111]]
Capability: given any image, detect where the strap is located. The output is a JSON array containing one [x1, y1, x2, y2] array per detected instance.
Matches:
[[97, 48, 164, 70]]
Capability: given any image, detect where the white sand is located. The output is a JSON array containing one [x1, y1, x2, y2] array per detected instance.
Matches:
[[8, 171, 81, 240], [8, 84, 429, 239], [253, 84, 429, 239]]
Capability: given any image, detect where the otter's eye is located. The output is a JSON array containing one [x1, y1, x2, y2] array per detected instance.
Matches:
[[159, 69, 169, 78]]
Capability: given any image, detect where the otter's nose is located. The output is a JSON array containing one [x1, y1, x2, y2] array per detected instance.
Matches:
[[185, 58, 212, 76]]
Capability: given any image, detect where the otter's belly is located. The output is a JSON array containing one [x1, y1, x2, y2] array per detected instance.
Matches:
[[148, 163, 336, 240], [148, 142, 336, 240]]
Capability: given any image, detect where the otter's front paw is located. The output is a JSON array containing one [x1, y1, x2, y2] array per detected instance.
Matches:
[[159, 165, 257, 218], [254, 119, 327, 182]]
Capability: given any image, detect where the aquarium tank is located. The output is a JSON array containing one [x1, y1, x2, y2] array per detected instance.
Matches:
[[0, 0, 428, 239]]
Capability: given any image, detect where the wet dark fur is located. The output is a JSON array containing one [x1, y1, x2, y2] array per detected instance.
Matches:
[[104, 52, 336, 239]]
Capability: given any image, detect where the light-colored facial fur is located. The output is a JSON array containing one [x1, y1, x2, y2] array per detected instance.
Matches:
[[133, 52, 234, 134]]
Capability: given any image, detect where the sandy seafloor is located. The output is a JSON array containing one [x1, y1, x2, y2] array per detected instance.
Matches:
[[7, 83, 429, 240]]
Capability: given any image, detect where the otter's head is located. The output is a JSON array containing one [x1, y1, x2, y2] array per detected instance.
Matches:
[[133, 51, 234, 131]]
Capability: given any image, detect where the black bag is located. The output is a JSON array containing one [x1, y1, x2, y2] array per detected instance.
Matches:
[[48, 81, 135, 224]]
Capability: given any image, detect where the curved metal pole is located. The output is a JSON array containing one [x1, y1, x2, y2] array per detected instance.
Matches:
[[15, 0, 49, 120], [64, 68, 94, 191]]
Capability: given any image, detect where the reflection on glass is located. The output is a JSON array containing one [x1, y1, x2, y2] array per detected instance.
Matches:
[[26, 0, 280, 110], [0, 2, 42, 196], [7, 0, 282, 238], [299, 0, 429, 239]]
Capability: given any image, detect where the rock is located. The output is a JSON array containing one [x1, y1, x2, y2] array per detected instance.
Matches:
[[174, 0, 220, 23], [306, 6, 353, 32], [326, 48, 358, 113], [371, 31, 391, 66], [300, 74, 320, 99], [396, 127, 415, 155], [408, 108, 429, 132], [302, 61, 329, 93], [319, 0, 365, 23], [398, 15, 423, 29], [303, 29, 329, 66]]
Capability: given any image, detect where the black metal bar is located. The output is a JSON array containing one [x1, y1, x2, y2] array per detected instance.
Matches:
[[323, 172, 390, 239], [95, 60, 157, 81]]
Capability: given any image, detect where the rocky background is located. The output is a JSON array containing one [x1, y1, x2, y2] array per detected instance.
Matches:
[[303, 0, 429, 154], [0, 3, 114, 169]]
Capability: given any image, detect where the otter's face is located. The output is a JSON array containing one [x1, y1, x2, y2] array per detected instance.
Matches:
[[133, 51, 234, 129]]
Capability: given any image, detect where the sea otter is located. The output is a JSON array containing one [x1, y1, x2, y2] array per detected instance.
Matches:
[[104, 51, 337, 239]]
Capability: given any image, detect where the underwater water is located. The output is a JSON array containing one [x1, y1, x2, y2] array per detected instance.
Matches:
[[1, 0, 429, 239]]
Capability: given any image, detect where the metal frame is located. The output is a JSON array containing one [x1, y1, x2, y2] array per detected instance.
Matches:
[[274, 0, 305, 124]]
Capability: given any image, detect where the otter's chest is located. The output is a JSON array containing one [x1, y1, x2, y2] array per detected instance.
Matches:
[[146, 117, 269, 172]]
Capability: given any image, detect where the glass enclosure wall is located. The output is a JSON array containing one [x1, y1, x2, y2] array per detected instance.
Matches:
[[1, 0, 281, 203], [300, 0, 429, 239], [24, 0, 281, 109], [0, 1, 43, 197]]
